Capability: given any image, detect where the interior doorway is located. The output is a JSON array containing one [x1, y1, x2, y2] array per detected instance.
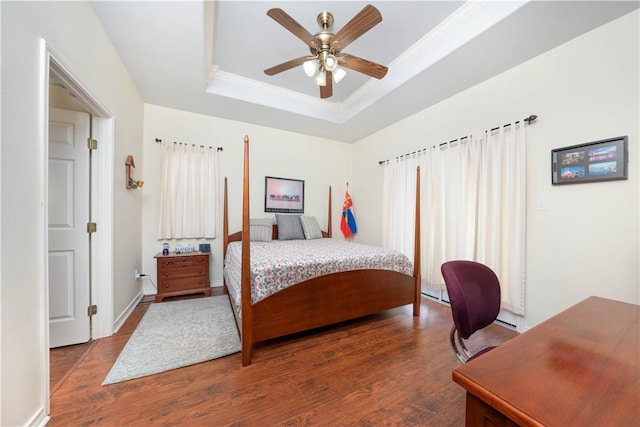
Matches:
[[42, 45, 115, 409]]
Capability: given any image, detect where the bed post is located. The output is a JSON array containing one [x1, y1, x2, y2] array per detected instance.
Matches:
[[241, 135, 252, 365], [327, 186, 332, 238], [223, 177, 229, 294], [413, 166, 421, 316]]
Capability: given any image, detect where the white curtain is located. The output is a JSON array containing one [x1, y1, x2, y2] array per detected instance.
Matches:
[[157, 141, 219, 239], [382, 156, 418, 259], [382, 122, 526, 315]]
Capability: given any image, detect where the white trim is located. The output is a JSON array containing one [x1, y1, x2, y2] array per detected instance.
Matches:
[[142, 277, 158, 296], [25, 408, 49, 427], [420, 284, 525, 333], [0, 2, 3, 422], [91, 116, 115, 339], [112, 291, 143, 334], [205, 70, 342, 122], [39, 37, 52, 425], [49, 59, 110, 117], [45, 44, 115, 341], [40, 40, 116, 421]]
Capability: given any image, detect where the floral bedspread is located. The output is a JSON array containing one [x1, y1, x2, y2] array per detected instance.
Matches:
[[223, 238, 413, 312]]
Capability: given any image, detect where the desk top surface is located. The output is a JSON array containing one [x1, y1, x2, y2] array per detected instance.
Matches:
[[453, 296, 640, 426]]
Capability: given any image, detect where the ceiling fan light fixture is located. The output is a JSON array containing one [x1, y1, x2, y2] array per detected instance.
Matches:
[[333, 67, 346, 83], [264, 5, 387, 98], [303, 59, 318, 77], [323, 54, 338, 71], [314, 70, 327, 86]]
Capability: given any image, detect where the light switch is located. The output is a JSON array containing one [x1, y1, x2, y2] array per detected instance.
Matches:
[[537, 198, 547, 211]]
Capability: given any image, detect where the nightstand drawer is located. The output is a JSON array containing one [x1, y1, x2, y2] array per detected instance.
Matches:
[[157, 256, 207, 269], [158, 265, 208, 279], [158, 276, 209, 292]]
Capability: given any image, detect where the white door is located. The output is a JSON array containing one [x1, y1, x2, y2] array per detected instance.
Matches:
[[49, 107, 91, 348]]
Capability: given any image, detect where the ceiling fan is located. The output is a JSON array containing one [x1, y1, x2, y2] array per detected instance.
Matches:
[[264, 4, 388, 99]]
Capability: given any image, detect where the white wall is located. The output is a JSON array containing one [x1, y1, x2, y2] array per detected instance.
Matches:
[[353, 10, 639, 329], [141, 104, 353, 291], [0, 2, 144, 425]]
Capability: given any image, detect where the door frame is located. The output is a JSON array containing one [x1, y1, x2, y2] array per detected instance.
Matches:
[[39, 40, 115, 414]]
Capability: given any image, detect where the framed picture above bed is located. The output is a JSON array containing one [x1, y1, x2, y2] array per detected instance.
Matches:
[[551, 136, 628, 185], [264, 176, 305, 213]]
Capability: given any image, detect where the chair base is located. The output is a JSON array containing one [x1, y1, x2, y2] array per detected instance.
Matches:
[[449, 325, 496, 363]]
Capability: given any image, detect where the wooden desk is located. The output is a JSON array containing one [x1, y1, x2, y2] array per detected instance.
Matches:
[[452, 296, 639, 426]]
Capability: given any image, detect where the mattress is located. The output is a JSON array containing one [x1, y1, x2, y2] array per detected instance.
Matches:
[[223, 238, 413, 312]]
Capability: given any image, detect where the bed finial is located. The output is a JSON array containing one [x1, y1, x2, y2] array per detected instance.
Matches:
[[244, 135, 249, 143]]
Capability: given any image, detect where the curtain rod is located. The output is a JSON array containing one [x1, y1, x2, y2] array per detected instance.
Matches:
[[377, 114, 537, 165], [155, 138, 223, 151]]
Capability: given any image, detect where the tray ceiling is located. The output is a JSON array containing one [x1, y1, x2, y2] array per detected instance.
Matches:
[[90, 1, 639, 142]]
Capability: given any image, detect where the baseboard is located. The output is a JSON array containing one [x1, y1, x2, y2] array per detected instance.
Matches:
[[494, 318, 517, 330], [421, 291, 521, 332], [113, 291, 144, 333], [27, 406, 49, 427]]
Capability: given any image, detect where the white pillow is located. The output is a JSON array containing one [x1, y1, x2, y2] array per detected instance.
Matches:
[[250, 218, 273, 242], [300, 216, 323, 239]]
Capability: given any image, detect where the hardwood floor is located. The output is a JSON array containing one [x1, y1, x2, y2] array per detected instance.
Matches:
[[49, 294, 516, 426]]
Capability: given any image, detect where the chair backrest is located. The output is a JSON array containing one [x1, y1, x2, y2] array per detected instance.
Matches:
[[441, 260, 501, 339]]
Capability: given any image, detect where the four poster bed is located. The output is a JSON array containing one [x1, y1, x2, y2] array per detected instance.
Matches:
[[223, 135, 422, 366]]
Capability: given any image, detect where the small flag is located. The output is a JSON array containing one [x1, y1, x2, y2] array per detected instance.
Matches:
[[340, 187, 357, 238]]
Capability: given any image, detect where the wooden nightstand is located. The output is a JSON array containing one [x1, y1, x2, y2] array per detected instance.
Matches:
[[154, 252, 211, 302]]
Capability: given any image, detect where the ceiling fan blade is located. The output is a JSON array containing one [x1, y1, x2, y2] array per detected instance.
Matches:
[[320, 71, 333, 99], [264, 56, 308, 76], [331, 4, 382, 51], [267, 8, 316, 48], [340, 53, 388, 79]]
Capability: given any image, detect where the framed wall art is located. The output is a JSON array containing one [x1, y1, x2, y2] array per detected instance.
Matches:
[[551, 136, 628, 185], [264, 176, 305, 213]]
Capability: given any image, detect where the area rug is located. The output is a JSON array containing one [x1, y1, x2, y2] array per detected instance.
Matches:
[[102, 296, 240, 385]]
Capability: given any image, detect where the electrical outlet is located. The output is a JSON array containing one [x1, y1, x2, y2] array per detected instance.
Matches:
[[135, 269, 140, 280]]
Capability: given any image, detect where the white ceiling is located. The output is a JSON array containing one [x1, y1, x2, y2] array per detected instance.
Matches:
[[90, 1, 638, 143]]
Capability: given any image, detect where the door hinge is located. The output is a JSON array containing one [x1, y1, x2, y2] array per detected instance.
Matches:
[[88, 305, 98, 317], [87, 138, 98, 150], [87, 222, 97, 233]]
